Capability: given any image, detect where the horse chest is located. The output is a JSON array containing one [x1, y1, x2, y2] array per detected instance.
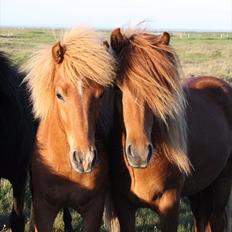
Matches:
[[127, 169, 166, 203], [33, 154, 103, 186], [126, 157, 183, 204], [32, 157, 106, 208], [41, 180, 95, 207]]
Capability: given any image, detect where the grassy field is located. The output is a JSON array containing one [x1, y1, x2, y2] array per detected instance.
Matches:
[[1, 28, 231, 80], [0, 27, 232, 231]]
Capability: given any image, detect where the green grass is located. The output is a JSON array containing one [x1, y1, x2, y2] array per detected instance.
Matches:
[[0, 27, 231, 231]]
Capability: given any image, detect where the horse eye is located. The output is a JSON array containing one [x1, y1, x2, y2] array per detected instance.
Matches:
[[56, 92, 64, 101]]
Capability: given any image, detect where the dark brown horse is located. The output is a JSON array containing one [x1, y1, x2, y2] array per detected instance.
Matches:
[[106, 28, 232, 232], [25, 27, 115, 232], [182, 76, 232, 232], [0, 52, 36, 231]]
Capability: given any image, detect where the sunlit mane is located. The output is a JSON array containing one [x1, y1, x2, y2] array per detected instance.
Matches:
[[25, 27, 115, 119], [117, 29, 191, 174]]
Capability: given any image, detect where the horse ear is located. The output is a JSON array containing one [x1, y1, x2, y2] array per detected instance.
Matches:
[[158, 32, 170, 45], [52, 41, 65, 64], [103, 40, 110, 51], [110, 28, 127, 54]]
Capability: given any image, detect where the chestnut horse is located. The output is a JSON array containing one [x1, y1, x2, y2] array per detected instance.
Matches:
[[25, 27, 115, 232], [0, 52, 36, 231], [106, 28, 232, 232]]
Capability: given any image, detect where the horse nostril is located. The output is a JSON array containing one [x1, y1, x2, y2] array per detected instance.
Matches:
[[127, 144, 133, 157], [72, 151, 81, 163], [92, 149, 98, 166], [147, 144, 153, 162], [73, 151, 77, 161]]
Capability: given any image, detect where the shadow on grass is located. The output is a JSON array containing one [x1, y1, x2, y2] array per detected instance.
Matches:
[[137, 224, 159, 232], [0, 215, 10, 231]]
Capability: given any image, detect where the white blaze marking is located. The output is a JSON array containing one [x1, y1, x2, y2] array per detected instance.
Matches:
[[68, 136, 76, 151], [77, 81, 83, 96]]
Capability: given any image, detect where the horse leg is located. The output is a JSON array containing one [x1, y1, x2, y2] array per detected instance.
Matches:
[[33, 197, 58, 232], [82, 192, 106, 232], [29, 202, 35, 232], [189, 194, 202, 232], [112, 193, 136, 232], [63, 208, 74, 232], [225, 191, 232, 232], [208, 163, 232, 232], [189, 192, 212, 232], [157, 190, 181, 232], [103, 191, 120, 232], [10, 179, 26, 232]]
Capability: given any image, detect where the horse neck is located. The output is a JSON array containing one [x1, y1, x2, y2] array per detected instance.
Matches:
[[36, 109, 69, 167]]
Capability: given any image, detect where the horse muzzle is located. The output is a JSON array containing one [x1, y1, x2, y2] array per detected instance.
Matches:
[[70, 147, 98, 173], [125, 143, 154, 168]]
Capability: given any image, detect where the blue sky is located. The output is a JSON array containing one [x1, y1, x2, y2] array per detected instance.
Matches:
[[0, 0, 232, 31]]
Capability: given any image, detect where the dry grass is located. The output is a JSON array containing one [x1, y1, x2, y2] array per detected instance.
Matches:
[[173, 37, 232, 80], [1, 28, 231, 79]]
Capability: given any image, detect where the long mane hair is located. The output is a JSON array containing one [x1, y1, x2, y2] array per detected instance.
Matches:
[[111, 28, 191, 174], [25, 27, 115, 120]]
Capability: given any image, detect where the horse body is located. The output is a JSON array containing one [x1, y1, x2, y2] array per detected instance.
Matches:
[[182, 77, 232, 232], [110, 76, 232, 231], [26, 27, 115, 232], [0, 100, 21, 178], [183, 76, 232, 195], [0, 52, 35, 231], [108, 28, 232, 232]]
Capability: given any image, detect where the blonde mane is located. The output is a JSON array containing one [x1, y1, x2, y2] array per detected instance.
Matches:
[[116, 29, 191, 174], [25, 27, 115, 119]]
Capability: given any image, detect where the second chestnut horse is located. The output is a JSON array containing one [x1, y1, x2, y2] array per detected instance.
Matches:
[[106, 28, 232, 232]]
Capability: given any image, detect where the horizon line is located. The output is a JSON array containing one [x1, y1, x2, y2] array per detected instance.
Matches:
[[1, 25, 232, 33]]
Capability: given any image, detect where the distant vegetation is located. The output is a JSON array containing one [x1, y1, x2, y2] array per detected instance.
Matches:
[[0, 27, 231, 231]]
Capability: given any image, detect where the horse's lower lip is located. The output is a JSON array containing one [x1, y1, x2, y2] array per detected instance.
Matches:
[[72, 165, 84, 174], [84, 168, 92, 173], [126, 157, 148, 169], [70, 159, 94, 174], [128, 163, 148, 169], [72, 166, 92, 174]]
